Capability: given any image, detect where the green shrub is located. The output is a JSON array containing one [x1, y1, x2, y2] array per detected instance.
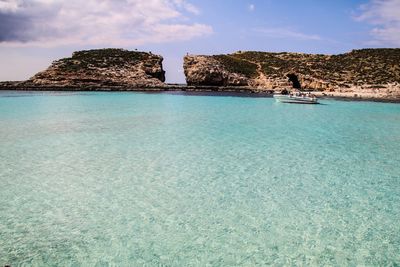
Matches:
[[213, 55, 258, 78], [217, 49, 400, 84]]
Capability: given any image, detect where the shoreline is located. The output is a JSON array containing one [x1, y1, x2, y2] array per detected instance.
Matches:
[[1, 84, 400, 103]]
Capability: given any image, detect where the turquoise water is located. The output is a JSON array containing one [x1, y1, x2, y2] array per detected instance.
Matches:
[[0, 91, 399, 266]]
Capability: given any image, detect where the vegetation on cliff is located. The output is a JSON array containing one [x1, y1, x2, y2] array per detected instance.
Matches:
[[59, 49, 149, 71], [226, 49, 400, 86], [212, 55, 258, 78], [185, 49, 400, 92], [27, 48, 165, 87]]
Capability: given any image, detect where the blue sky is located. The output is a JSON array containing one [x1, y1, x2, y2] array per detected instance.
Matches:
[[0, 0, 399, 83]]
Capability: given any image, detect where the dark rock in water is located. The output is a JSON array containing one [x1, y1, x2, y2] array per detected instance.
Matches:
[[24, 48, 166, 88]]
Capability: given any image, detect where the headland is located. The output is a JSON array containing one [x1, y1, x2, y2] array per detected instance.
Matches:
[[1, 48, 399, 102]]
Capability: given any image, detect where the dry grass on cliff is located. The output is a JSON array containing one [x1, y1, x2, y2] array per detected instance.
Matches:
[[58, 49, 151, 72], [212, 55, 258, 78], [214, 49, 400, 86]]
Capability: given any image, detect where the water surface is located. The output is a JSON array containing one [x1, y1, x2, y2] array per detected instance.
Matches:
[[1, 91, 399, 265]]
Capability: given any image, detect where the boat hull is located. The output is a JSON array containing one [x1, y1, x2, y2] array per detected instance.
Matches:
[[274, 94, 319, 104]]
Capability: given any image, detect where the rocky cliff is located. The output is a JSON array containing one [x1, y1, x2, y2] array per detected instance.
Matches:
[[25, 48, 165, 88], [184, 49, 400, 98]]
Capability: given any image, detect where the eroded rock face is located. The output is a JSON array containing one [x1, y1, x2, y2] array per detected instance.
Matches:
[[183, 49, 400, 97], [26, 48, 165, 88], [183, 56, 248, 86]]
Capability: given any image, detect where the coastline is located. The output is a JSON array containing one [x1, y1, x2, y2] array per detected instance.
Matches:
[[311, 91, 400, 103], [1, 84, 400, 103]]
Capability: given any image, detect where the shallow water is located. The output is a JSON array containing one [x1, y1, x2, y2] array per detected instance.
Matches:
[[0, 91, 399, 266]]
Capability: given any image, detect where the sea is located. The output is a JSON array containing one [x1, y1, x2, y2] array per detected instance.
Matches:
[[0, 91, 399, 266]]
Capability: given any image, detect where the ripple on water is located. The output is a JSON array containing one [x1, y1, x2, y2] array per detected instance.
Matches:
[[0, 92, 399, 265]]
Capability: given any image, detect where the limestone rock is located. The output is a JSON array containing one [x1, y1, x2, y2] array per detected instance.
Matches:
[[183, 55, 255, 86], [184, 56, 229, 86], [25, 48, 165, 88], [183, 49, 400, 97]]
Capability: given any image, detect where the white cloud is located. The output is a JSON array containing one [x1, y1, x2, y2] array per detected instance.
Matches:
[[355, 0, 400, 46], [0, 0, 19, 12], [248, 4, 255, 11], [253, 27, 322, 41], [173, 0, 200, 15], [0, 0, 212, 47]]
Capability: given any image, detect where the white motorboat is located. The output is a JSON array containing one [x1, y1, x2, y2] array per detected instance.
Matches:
[[274, 93, 319, 104]]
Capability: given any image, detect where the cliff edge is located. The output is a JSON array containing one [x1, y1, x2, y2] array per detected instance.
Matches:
[[184, 49, 400, 98], [24, 48, 165, 88]]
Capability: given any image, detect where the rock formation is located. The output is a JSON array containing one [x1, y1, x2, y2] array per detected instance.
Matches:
[[1, 47, 399, 100], [183, 56, 249, 86], [25, 48, 166, 88], [184, 49, 400, 98]]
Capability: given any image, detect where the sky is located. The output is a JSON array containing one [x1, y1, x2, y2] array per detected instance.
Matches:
[[0, 0, 399, 83]]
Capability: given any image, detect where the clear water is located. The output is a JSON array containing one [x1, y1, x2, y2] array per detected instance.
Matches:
[[0, 91, 399, 266]]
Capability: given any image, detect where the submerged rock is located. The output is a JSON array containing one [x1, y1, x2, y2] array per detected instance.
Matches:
[[25, 48, 166, 88]]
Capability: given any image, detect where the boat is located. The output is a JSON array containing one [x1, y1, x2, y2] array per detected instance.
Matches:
[[274, 92, 319, 104]]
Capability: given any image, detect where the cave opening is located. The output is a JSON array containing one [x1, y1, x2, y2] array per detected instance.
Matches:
[[287, 74, 301, 89]]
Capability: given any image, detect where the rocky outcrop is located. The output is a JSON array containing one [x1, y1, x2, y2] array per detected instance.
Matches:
[[24, 48, 165, 88], [183, 56, 249, 86], [183, 49, 400, 98]]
